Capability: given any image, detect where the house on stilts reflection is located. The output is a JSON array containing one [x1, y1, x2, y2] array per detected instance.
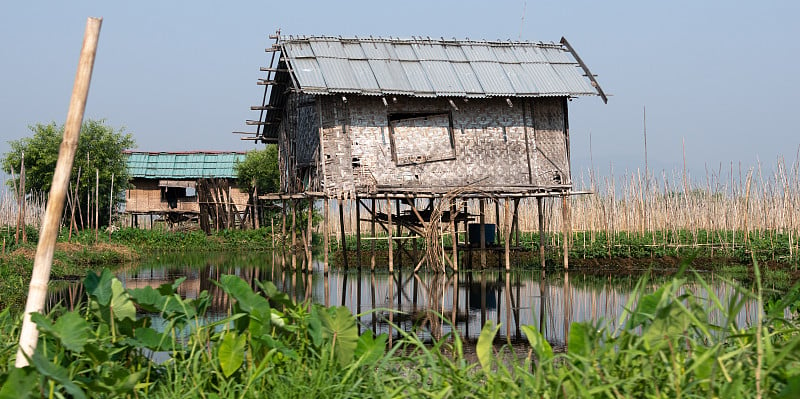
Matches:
[[240, 34, 607, 271]]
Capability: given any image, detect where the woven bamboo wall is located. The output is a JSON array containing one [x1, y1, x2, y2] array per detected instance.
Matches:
[[307, 95, 570, 198], [125, 179, 249, 214]]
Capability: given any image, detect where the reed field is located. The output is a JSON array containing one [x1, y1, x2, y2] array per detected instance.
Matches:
[[325, 158, 800, 264]]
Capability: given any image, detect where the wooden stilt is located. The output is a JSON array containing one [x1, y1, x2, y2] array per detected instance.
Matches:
[[291, 199, 297, 270], [562, 194, 570, 270], [450, 198, 458, 271], [504, 198, 511, 271], [323, 198, 329, 274], [355, 196, 362, 268], [306, 198, 313, 271], [339, 199, 349, 269], [387, 195, 393, 273], [370, 198, 376, 271], [537, 197, 545, 269], [479, 198, 486, 269]]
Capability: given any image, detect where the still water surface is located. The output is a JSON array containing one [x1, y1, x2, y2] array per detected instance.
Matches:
[[50, 251, 765, 347]]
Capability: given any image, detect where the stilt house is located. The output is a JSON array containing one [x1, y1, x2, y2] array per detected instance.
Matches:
[[124, 151, 251, 231], [246, 35, 605, 198], [242, 34, 606, 271]]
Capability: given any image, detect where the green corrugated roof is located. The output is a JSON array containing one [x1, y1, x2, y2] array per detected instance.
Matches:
[[126, 151, 247, 179]]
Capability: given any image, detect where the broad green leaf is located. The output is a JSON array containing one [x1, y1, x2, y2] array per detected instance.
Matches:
[[643, 303, 691, 348], [354, 332, 388, 365], [476, 321, 499, 371], [629, 286, 664, 328], [158, 277, 187, 296], [30, 352, 87, 399], [218, 331, 246, 378], [31, 312, 90, 354], [319, 306, 359, 367], [218, 275, 269, 313], [84, 269, 115, 306], [0, 367, 37, 399], [52, 311, 90, 353], [521, 325, 553, 362], [128, 286, 165, 313], [110, 278, 137, 322], [568, 322, 591, 358], [308, 306, 324, 347], [130, 327, 175, 351]]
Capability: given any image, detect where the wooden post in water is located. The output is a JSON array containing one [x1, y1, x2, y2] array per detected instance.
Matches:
[[355, 197, 362, 268], [562, 194, 570, 270], [450, 199, 458, 271], [387, 195, 393, 273], [537, 197, 545, 269], [16, 17, 102, 368], [339, 199, 348, 269], [504, 198, 511, 271], [290, 199, 296, 269], [479, 198, 486, 269], [323, 197, 329, 274], [306, 198, 313, 271], [370, 198, 376, 271]]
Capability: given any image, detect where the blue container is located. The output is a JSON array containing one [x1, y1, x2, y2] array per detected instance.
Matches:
[[468, 223, 496, 246]]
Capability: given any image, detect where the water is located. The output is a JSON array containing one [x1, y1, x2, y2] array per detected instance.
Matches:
[[49, 251, 768, 348]]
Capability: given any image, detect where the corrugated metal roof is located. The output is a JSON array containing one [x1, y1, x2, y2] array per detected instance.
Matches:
[[275, 36, 598, 98], [125, 151, 246, 179]]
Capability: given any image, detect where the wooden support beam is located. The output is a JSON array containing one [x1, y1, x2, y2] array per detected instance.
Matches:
[[250, 105, 282, 111]]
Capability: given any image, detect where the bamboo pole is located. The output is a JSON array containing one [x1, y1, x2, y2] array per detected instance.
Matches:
[[95, 168, 99, 242], [16, 17, 102, 368], [108, 172, 114, 232]]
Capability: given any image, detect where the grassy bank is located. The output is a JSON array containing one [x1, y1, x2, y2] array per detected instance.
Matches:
[[0, 226, 277, 310], [0, 266, 798, 398]]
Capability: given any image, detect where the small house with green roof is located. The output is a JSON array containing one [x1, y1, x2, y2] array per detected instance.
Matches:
[[124, 151, 250, 231]]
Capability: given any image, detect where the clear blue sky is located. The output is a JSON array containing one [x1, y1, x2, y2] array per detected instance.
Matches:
[[2, 1, 798, 181]]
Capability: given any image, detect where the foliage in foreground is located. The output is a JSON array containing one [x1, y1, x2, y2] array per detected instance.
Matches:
[[1, 266, 799, 398]]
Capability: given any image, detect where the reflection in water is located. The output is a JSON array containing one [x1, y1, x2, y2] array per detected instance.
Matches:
[[48, 251, 770, 348]]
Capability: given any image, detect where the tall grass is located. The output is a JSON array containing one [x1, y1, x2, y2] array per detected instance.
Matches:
[[324, 158, 800, 263], [0, 266, 798, 398]]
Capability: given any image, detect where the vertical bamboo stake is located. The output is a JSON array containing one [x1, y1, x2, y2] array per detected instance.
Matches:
[[95, 168, 99, 242], [20, 152, 27, 243], [16, 17, 102, 368], [108, 172, 114, 232]]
